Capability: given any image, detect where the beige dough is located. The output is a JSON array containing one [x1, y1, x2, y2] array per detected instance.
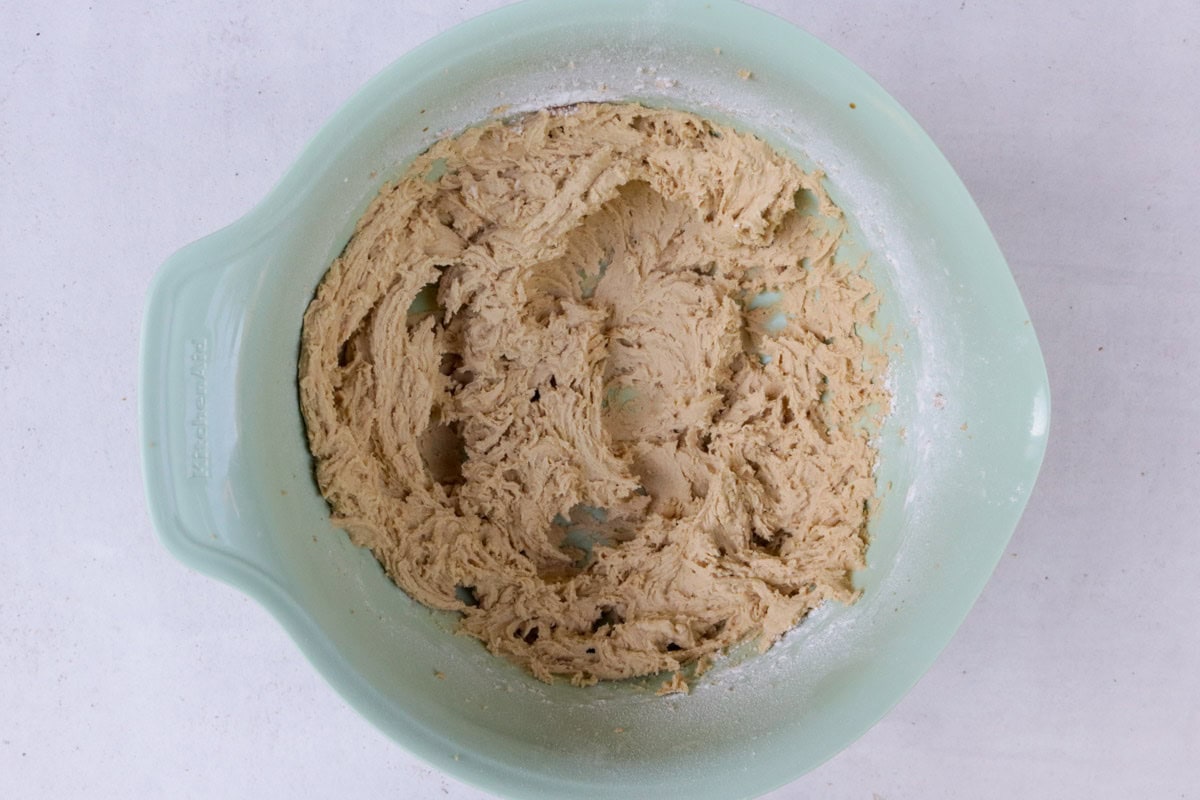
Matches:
[[299, 103, 886, 686]]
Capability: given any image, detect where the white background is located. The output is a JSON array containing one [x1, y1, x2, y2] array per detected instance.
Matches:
[[2, 1, 1198, 797]]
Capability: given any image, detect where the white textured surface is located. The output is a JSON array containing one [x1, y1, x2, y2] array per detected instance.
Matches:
[[2, 1, 1198, 798]]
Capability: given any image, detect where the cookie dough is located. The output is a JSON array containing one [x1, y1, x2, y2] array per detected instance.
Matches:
[[299, 103, 885, 685]]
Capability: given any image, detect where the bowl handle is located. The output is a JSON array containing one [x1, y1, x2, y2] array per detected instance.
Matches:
[[139, 227, 276, 576]]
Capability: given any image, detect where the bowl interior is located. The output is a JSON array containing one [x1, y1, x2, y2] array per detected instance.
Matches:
[[166, 2, 1049, 797]]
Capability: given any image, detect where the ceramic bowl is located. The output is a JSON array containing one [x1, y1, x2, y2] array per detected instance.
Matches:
[[141, 2, 1050, 797]]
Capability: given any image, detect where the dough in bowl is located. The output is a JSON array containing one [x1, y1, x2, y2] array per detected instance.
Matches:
[[299, 103, 886, 687]]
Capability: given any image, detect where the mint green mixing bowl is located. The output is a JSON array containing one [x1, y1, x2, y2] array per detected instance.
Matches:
[[140, 1, 1050, 797]]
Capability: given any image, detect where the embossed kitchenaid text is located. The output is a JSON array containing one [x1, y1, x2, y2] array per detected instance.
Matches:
[[187, 337, 210, 479]]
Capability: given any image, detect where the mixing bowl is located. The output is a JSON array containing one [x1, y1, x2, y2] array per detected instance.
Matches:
[[140, 1, 1050, 797]]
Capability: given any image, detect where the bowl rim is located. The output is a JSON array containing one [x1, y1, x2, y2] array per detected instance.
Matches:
[[141, 1, 1051, 798]]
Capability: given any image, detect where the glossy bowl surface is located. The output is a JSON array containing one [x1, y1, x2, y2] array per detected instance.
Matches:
[[141, 2, 1050, 797]]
